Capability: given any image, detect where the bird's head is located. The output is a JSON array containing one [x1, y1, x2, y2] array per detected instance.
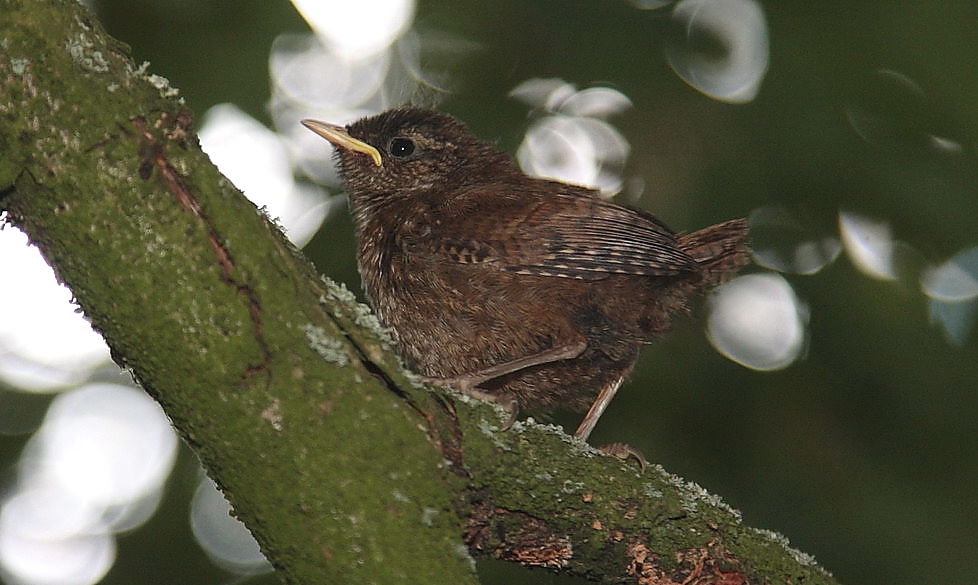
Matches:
[[302, 107, 513, 204]]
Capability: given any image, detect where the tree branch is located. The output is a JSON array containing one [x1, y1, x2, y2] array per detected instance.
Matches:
[[0, 1, 838, 583]]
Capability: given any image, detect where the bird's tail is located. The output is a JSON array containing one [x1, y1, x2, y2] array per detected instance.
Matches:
[[678, 218, 751, 288]]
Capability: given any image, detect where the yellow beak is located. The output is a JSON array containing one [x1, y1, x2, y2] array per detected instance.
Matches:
[[301, 119, 383, 167]]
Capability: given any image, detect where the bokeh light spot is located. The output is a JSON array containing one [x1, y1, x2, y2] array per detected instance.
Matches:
[[749, 206, 842, 275], [0, 226, 109, 392], [845, 69, 926, 149], [838, 210, 899, 281], [922, 247, 978, 345], [928, 297, 977, 347], [511, 79, 632, 196], [665, 0, 769, 104], [290, 0, 415, 58], [707, 274, 808, 371], [199, 104, 330, 247], [190, 476, 270, 575], [1, 383, 174, 585], [37, 384, 177, 507], [921, 247, 978, 303], [0, 512, 115, 585]]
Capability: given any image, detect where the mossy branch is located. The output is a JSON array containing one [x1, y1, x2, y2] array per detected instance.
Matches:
[[0, 1, 838, 584]]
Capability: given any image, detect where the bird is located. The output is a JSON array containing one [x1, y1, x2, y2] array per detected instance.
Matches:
[[302, 106, 750, 442]]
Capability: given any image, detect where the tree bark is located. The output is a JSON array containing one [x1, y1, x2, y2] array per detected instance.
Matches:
[[0, 1, 839, 584]]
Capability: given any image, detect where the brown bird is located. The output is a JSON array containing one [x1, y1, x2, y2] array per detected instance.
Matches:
[[302, 107, 749, 442]]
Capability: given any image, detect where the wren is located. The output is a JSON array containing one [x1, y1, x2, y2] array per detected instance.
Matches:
[[302, 107, 750, 441]]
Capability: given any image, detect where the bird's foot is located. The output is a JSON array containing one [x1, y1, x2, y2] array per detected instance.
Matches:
[[418, 374, 519, 431], [596, 442, 647, 472], [418, 372, 480, 394]]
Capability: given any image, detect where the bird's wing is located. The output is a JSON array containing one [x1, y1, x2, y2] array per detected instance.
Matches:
[[413, 185, 698, 279]]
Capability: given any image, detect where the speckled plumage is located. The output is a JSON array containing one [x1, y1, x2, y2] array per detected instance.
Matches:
[[307, 107, 750, 439]]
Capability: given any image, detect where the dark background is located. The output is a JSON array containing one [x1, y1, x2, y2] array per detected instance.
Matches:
[[5, 1, 978, 584]]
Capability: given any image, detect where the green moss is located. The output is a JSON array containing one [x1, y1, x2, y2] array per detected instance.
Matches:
[[66, 35, 108, 72], [299, 323, 350, 366], [0, 2, 478, 583], [145, 73, 180, 98], [11, 57, 27, 74]]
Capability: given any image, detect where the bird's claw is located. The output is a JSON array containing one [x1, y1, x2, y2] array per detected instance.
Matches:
[[417, 373, 475, 393], [418, 374, 519, 431], [596, 442, 648, 472]]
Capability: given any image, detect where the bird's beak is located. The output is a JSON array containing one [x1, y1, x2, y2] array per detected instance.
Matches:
[[300, 119, 383, 167]]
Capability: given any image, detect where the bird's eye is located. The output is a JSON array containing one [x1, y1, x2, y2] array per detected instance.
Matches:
[[389, 137, 415, 158]]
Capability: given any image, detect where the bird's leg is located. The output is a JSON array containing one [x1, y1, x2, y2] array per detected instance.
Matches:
[[574, 375, 648, 471], [573, 373, 625, 441], [420, 339, 587, 426], [423, 339, 587, 393]]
